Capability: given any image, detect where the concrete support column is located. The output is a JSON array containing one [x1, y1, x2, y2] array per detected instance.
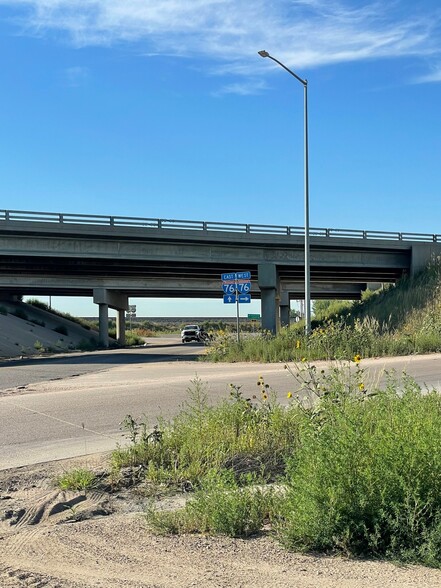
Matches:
[[261, 289, 277, 334], [280, 292, 291, 328], [258, 263, 278, 335], [98, 303, 109, 347], [116, 309, 126, 345], [93, 288, 129, 348]]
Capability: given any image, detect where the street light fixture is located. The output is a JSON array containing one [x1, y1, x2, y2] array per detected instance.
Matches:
[[258, 50, 311, 335]]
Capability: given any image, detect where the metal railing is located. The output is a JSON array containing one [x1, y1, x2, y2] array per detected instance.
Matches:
[[1, 209, 440, 243]]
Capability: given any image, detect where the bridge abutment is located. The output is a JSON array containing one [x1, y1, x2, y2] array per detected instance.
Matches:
[[411, 244, 441, 277]]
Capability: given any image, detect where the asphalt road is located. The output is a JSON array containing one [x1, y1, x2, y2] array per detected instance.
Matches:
[[0, 338, 203, 389], [1, 338, 441, 470]]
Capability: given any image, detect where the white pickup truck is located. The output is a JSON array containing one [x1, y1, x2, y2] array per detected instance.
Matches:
[[180, 324, 209, 343]]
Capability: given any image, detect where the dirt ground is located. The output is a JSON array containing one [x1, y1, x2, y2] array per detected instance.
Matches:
[[2, 455, 441, 588]]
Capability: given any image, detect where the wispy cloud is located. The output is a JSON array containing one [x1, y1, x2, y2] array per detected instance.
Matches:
[[1, 0, 441, 90], [214, 79, 269, 97], [63, 65, 89, 87], [413, 63, 441, 84]]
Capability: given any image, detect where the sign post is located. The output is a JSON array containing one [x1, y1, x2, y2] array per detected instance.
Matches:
[[221, 271, 251, 343], [126, 304, 136, 331]]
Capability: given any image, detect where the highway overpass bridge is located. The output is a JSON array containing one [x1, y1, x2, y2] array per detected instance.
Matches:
[[1, 209, 440, 343]]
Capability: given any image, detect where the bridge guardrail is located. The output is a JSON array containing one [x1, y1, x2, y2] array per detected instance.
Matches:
[[400, 232, 440, 243], [354, 230, 399, 240], [1, 209, 441, 244]]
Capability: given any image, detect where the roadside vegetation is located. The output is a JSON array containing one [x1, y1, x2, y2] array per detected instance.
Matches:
[[112, 377, 298, 488], [102, 363, 441, 567], [205, 258, 441, 363], [27, 299, 95, 330]]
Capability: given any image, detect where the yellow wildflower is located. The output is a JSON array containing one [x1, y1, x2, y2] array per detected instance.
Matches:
[[358, 383, 365, 391], [353, 354, 361, 364], [296, 340, 301, 349], [287, 392, 293, 399]]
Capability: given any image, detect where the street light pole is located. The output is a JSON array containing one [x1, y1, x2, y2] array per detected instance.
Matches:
[[258, 50, 311, 335]]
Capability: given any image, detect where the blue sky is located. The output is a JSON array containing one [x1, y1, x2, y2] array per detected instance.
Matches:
[[1, 0, 441, 318]]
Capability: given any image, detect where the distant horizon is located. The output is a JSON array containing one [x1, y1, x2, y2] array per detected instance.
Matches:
[[25, 296, 275, 319], [80, 315, 261, 322]]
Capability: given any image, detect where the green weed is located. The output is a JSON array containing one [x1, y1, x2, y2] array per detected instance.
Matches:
[[56, 468, 97, 493], [146, 471, 276, 538], [33, 340, 44, 351]]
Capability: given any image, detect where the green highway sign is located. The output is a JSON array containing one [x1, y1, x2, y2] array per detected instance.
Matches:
[[248, 314, 261, 319]]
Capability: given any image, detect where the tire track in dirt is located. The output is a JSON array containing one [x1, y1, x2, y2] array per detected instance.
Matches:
[[0, 486, 115, 588], [0, 564, 87, 587]]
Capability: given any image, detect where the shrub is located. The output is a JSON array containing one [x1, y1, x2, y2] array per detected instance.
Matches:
[[108, 328, 145, 346], [276, 366, 441, 566], [125, 331, 145, 346], [26, 299, 49, 311], [313, 299, 352, 321]]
